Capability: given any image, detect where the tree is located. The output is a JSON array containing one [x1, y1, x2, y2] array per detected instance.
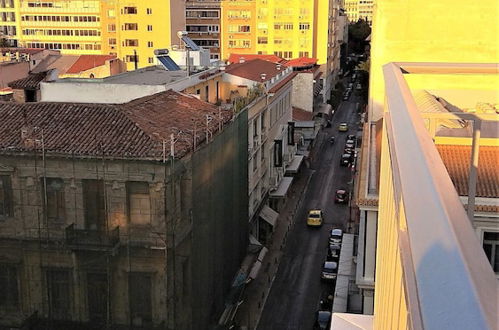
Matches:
[[355, 59, 370, 73], [348, 19, 371, 53]]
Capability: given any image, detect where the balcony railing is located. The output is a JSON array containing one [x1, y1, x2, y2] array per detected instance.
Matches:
[[65, 223, 120, 250], [372, 62, 498, 330]]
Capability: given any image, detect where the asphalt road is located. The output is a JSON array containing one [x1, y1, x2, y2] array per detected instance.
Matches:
[[257, 88, 362, 330]]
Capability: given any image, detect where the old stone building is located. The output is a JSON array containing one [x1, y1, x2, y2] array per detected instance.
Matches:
[[0, 90, 248, 330]]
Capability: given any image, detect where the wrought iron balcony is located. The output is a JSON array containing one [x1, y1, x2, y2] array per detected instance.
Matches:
[[65, 223, 120, 251]]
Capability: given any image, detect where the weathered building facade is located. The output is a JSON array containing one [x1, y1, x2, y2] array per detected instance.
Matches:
[[0, 90, 248, 330]]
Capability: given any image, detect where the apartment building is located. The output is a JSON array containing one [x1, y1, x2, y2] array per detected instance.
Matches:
[[352, 0, 498, 317], [0, 0, 185, 70], [185, 0, 221, 60], [0, 90, 248, 330], [343, 0, 373, 25], [220, 0, 341, 103], [220, 58, 300, 245]]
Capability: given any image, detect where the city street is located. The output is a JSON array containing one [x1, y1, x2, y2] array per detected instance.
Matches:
[[257, 89, 362, 330]]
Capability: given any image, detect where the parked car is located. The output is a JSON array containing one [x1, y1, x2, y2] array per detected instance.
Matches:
[[328, 244, 341, 260], [340, 153, 353, 166], [330, 228, 343, 244], [348, 82, 353, 88], [338, 123, 348, 132], [321, 261, 338, 280], [356, 83, 362, 91], [345, 140, 355, 149], [307, 209, 323, 227], [347, 134, 356, 141], [315, 310, 332, 330], [335, 189, 348, 204]]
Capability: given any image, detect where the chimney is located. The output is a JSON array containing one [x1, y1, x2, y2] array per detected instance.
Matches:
[[276, 64, 281, 70], [239, 57, 245, 63], [260, 73, 267, 81]]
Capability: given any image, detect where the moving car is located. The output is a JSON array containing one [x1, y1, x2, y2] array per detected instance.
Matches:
[[321, 261, 338, 280], [335, 189, 348, 204], [338, 123, 348, 132], [330, 228, 343, 244], [315, 310, 332, 330], [307, 209, 323, 227]]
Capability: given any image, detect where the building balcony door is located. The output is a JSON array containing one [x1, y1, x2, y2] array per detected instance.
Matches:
[[87, 273, 109, 324]]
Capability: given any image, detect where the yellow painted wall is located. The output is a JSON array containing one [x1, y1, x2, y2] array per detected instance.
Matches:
[[221, 0, 332, 65], [182, 75, 223, 104], [369, 0, 499, 122], [2, 0, 185, 70]]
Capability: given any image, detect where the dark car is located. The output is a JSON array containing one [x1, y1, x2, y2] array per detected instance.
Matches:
[[335, 189, 348, 204], [345, 141, 355, 149], [340, 153, 353, 166], [321, 261, 338, 281], [327, 244, 341, 260], [315, 310, 332, 330]]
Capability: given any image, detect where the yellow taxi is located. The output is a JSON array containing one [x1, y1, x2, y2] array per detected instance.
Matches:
[[307, 209, 323, 227], [338, 123, 349, 132]]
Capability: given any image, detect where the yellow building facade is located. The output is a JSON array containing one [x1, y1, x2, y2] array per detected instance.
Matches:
[[0, 0, 185, 70], [344, 0, 373, 25], [220, 0, 334, 65]]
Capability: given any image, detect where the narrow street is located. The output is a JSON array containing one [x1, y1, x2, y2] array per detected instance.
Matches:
[[257, 89, 362, 330]]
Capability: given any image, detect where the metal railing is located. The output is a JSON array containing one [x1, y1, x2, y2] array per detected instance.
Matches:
[[65, 223, 120, 249], [374, 62, 498, 330]]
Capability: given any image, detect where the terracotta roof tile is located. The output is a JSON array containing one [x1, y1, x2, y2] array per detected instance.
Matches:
[[292, 107, 313, 121], [0, 90, 232, 160], [436, 144, 498, 198], [66, 55, 116, 74], [225, 59, 289, 83], [8, 71, 48, 89], [284, 57, 318, 68], [227, 54, 285, 64]]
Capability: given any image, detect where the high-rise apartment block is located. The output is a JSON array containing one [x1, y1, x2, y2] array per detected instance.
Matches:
[[0, 0, 185, 70], [344, 0, 373, 25], [185, 0, 221, 60], [221, 0, 342, 102]]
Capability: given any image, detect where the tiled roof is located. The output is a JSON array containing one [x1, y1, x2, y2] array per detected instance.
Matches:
[[436, 144, 498, 198], [66, 55, 116, 74], [1, 47, 44, 55], [284, 57, 318, 68], [225, 59, 289, 83], [0, 90, 232, 160], [8, 71, 48, 89], [292, 107, 314, 121], [227, 54, 285, 64], [268, 72, 296, 93]]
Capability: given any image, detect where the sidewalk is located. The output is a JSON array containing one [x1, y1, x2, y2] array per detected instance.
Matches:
[[234, 137, 325, 330]]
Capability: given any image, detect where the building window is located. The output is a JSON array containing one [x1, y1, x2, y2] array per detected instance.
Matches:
[[82, 180, 105, 230], [42, 178, 65, 222], [0, 175, 13, 218], [123, 23, 138, 31], [109, 38, 116, 46], [108, 24, 116, 32], [146, 8, 152, 15], [124, 39, 139, 47], [0, 265, 19, 309], [46, 269, 71, 320], [127, 182, 151, 226], [147, 25, 153, 32], [205, 85, 209, 101], [129, 273, 152, 327], [483, 231, 499, 273], [87, 273, 108, 323], [258, 37, 268, 44], [126, 55, 139, 63], [147, 41, 153, 47], [148, 57, 154, 64], [107, 9, 115, 18], [123, 6, 137, 14]]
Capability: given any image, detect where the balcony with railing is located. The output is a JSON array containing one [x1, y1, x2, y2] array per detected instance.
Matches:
[[332, 63, 499, 329], [65, 223, 120, 251]]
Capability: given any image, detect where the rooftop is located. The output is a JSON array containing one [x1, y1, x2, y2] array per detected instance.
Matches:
[[283, 57, 318, 68], [436, 144, 498, 198], [54, 65, 187, 85], [32, 54, 117, 75], [65, 55, 116, 74], [0, 90, 232, 160], [8, 71, 50, 90], [225, 59, 289, 83], [227, 54, 285, 64], [1, 47, 45, 55]]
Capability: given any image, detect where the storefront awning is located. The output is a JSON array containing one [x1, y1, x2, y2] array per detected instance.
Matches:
[[269, 177, 293, 199], [286, 155, 305, 174], [259, 205, 279, 226]]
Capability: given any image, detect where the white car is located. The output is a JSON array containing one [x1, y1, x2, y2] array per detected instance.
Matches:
[[321, 261, 338, 280]]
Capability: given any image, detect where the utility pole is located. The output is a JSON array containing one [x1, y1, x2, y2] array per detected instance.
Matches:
[[133, 49, 138, 70]]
